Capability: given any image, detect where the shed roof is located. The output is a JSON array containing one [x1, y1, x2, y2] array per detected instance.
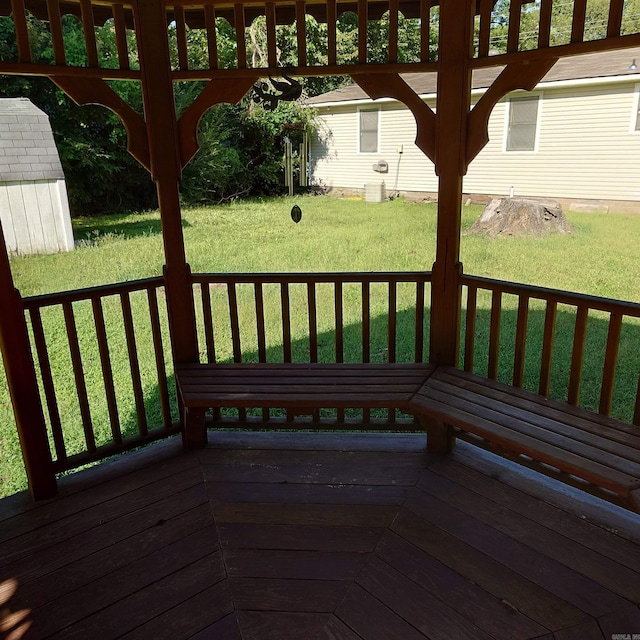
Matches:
[[0, 97, 65, 182], [308, 47, 640, 105]]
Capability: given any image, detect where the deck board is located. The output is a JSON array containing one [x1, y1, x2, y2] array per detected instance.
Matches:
[[1, 432, 639, 639]]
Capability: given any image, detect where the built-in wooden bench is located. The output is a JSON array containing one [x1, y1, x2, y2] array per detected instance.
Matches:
[[175, 362, 640, 513], [414, 366, 640, 513], [176, 362, 435, 448]]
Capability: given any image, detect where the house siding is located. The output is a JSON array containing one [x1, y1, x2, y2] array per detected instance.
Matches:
[[309, 80, 640, 204]]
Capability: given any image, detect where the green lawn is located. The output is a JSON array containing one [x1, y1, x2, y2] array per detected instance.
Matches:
[[2, 196, 640, 497]]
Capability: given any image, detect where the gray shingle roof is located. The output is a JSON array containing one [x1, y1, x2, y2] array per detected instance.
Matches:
[[307, 47, 640, 104], [0, 97, 65, 182]]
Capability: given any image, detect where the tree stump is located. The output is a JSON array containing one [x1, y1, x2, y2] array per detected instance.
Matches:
[[469, 197, 572, 238]]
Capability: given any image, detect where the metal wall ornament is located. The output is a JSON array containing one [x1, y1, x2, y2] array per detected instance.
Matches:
[[291, 205, 302, 223], [253, 71, 303, 111]]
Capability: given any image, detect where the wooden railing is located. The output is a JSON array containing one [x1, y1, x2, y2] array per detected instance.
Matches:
[[16, 269, 640, 476], [22, 276, 179, 473], [2, 0, 639, 79], [192, 271, 431, 427], [460, 274, 640, 424]]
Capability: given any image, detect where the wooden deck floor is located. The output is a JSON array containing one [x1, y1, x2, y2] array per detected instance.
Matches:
[[1, 432, 639, 640]]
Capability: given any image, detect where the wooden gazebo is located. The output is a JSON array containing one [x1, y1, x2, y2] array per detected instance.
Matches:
[[1, 0, 640, 637]]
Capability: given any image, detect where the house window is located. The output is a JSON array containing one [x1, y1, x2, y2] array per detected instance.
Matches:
[[359, 109, 379, 153], [635, 98, 640, 131], [506, 96, 539, 151]]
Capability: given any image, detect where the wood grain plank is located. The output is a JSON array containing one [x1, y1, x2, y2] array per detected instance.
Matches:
[[357, 556, 495, 640], [405, 489, 629, 617], [376, 531, 548, 639], [416, 469, 640, 602], [218, 524, 385, 553], [46, 553, 225, 638], [225, 549, 365, 580], [28, 529, 223, 637], [554, 618, 606, 640], [319, 616, 365, 640], [238, 612, 329, 640], [336, 584, 427, 640], [231, 577, 345, 611], [391, 509, 586, 630], [213, 502, 398, 527], [191, 613, 241, 640]]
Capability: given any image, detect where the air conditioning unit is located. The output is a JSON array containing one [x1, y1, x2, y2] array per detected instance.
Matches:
[[364, 181, 385, 203]]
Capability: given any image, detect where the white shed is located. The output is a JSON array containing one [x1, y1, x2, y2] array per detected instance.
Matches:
[[0, 97, 73, 255]]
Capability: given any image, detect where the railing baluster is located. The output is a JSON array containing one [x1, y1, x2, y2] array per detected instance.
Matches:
[[388, 280, 397, 422], [200, 283, 216, 364], [10, 0, 31, 63], [80, 0, 99, 67], [362, 281, 370, 423], [327, 0, 337, 65], [513, 294, 529, 388], [234, 3, 247, 68], [335, 281, 344, 364], [255, 282, 267, 362], [174, 5, 189, 71], [420, 0, 431, 62], [464, 285, 477, 372], [266, 2, 277, 67], [92, 297, 122, 446], [388, 281, 397, 364], [488, 290, 502, 379], [539, 299, 557, 396], [281, 282, 292, 363], [63, 301, 96, 452], [46, 0, 66, 65], [147, 287, 172, 428], [227, 282, 242, 363], [414, 280, 425, 363], [296, 1, 307, 66], [538, 0, 552, 48], [358, 0, 367, 63], [506, 0, 522, 53], [120, 291, 148, 436], [571, 0, 587, 43], [477, 0, 492, 57], [567, 305, 589, 405], [307, 282, 318, 363], [112, 4, 130, 70], [254, 282, 269, 421], [307, 282, 320, 422], [335, 281, 344, 423], [29, 307, 66, 461], [607, 0, 624, 37], [205, 4, 218, 68], [389, 0, 399, 63], [599, 312, 622, 415]]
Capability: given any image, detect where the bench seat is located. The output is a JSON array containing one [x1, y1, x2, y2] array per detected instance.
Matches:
[[176, 362, 435, 448], [414, 366, 640, 512], [175, 361, 640, 513]]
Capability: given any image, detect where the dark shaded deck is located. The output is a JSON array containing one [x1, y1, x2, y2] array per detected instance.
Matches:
[[1, 432, 639, 640]]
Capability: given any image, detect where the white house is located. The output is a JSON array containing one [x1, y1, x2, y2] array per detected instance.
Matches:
[[308, 48, 640, 212], [0, 97, 74, 255]]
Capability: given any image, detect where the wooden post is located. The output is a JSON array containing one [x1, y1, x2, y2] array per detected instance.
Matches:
[[429, 0, 474, 367], [134, 0, 199, 367], [0, 220, 57, 499]]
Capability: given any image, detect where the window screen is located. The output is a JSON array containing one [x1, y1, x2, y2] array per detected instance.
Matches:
[[506, 96, 539, 151], [359, 109, 378, 153]]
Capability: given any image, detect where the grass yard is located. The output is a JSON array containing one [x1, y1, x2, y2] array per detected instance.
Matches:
[[2, 195, 640, 497]]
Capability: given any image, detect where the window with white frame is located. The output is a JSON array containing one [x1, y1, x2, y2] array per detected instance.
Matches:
[[359, 108, 379, 153], [634, 86, 640, 131], [506, 96, 539, 151]]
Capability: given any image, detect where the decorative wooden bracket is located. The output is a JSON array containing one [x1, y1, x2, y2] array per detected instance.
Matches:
[[353, 74, 436, 163], [178, 78, 257, 169], [52, 76, 150, 171], [466, 57, 558, 165]]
